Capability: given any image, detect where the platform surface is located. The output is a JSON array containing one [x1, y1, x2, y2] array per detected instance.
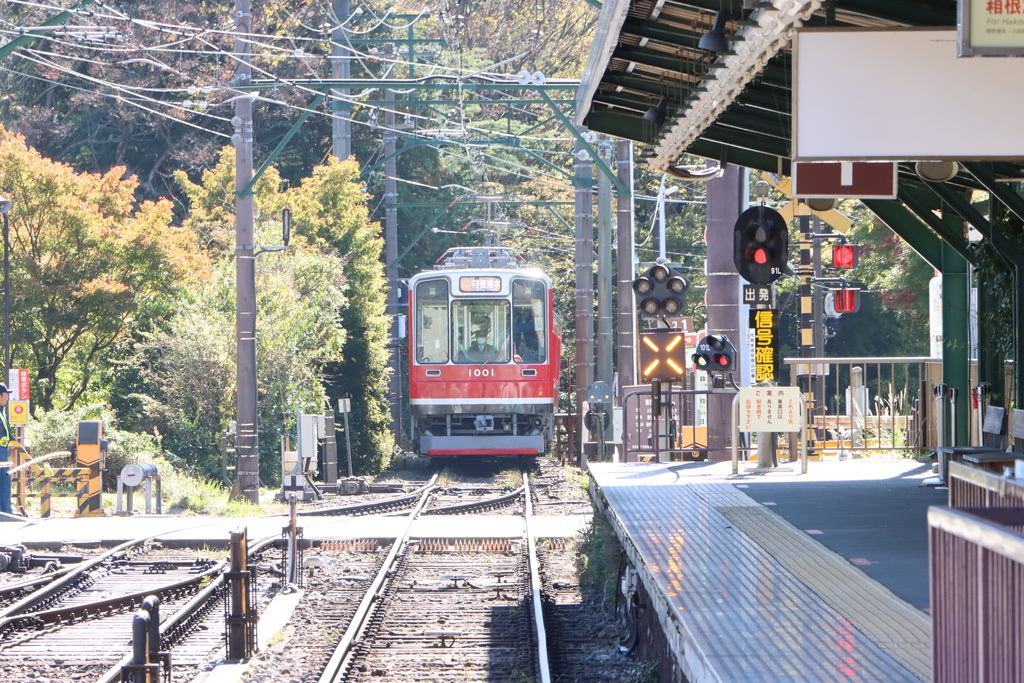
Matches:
[[589, 459, 936, 683]]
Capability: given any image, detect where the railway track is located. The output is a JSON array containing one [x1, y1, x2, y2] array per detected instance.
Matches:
[[1, 458, 649, 682]]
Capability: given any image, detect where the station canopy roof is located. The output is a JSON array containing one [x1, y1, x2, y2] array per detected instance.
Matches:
[[574, 0, 1024, 187]]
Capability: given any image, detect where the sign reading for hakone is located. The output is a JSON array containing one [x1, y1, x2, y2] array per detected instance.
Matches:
[[750, 309, 779, 383]]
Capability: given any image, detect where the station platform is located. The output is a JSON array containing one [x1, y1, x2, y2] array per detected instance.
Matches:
[[588, 459, 940, 683]]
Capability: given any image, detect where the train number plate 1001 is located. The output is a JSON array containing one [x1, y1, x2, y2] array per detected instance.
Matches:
[[459, 276, 502, 293]]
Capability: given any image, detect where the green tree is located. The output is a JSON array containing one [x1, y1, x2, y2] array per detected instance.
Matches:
[[287, 158, 394, 472], [145, 150, 388, 478]]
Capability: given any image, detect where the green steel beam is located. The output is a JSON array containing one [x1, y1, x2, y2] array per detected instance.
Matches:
[[927, 181, 1024, 268], [860, 198, 943, 269], [0, 0, 97, 59], [949, 164, 1024, 404], [964, 161, 1024, 224], [687, 139, 786, 176], [579, 109, 651, 144], [538, 90, 628, 196], [621, 17, 703, 47], [698, 125, 791, 158], [600, 72, 692, 98], [240, 93, 325, 197], [896, 184, 975, 265], [612, 45, 704, 73], [864, 195, 969, 432]]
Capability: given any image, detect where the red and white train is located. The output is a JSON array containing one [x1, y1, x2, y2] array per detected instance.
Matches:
[[408, 246, 561, 458]]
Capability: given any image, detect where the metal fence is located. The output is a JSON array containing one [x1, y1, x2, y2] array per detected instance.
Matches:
[[929, 504, 1024, 683], [783, 356, 940, 456]]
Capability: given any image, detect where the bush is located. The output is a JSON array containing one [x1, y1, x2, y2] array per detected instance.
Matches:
[[25, 404, 163, 489]]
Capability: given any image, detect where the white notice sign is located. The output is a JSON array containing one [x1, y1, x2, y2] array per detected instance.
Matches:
[[737, 386, 805, 433]]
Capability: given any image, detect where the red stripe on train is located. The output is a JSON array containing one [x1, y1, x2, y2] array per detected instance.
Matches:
[[426, 448, 540, 456]]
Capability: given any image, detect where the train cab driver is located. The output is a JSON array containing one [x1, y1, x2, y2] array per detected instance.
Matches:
[[466, 333, 497, 361]]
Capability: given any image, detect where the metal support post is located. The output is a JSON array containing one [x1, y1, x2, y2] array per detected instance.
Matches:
[[949, 387, 959, 447], [284, 493, 302, 587], [226, 527, 256, 660], [141, 595, 171, 679]]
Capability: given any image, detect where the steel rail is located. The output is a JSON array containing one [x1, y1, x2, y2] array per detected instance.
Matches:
[[0, 566, 74, 606], [421, 485, 524, 515], [298, 480, 436, 517], [0, 536, 156, 621], [92, 533, 281, 683], [317, 474, 440, 683], [0, 562, 224, 633], [523, 467, 552, 683]]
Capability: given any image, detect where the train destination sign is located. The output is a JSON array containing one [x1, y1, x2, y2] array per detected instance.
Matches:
[[459, 276, 502, 293]]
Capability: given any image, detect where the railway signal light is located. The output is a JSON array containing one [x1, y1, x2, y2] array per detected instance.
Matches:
[[832, 244, 859, 269], [734, 205, 788, 285], [692, 334, 736, 373], [633, 262, 690, 320], [830, 288, 861, 314], [638, 330, 688, 382]]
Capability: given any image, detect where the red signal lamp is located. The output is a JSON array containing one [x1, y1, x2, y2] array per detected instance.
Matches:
[[747, 246, 770, 265], [832, 244, 859, 269], [832, 288, 860, 313]]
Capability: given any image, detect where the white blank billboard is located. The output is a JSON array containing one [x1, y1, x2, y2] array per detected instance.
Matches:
[[793, 29, 1024, 161]]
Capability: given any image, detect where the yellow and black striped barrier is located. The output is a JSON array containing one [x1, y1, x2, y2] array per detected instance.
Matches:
[[27, 464, 91, 518], [8, 446, 93, 518]]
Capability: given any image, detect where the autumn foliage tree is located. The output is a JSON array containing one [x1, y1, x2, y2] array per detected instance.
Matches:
[[0, 127, 202, 411]]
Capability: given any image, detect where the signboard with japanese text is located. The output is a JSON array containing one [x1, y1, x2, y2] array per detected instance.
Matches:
[[8, 400, 29, 424], [960, 0, 1024, 56], [750, 309, 779, 383], [743, 285, 774, 307], [7, 369, 29, 401], [737, 386, 804, 433]]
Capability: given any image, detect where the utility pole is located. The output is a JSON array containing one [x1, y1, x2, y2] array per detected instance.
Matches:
[[615, 139, 635, 391], [330, 0, 352, 160], [574, 135, 594, 467], [233, 0, 259, 503], [383, 43, 402, 437]]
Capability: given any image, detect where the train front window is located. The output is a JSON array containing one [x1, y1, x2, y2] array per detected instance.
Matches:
[[512, 279, 546, 363], [453, 299, 510, 364], [415, 279, 449, 364]]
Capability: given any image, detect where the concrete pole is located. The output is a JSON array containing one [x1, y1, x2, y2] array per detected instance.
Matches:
[[330, 0, 351, 160], [705, 166, 743, 461], [233, 0, 259, 504], [383, 44, 402, 439], [595, 137, 614, 391], [615, 139, 636, 392], [574, 136, 594, 467]]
